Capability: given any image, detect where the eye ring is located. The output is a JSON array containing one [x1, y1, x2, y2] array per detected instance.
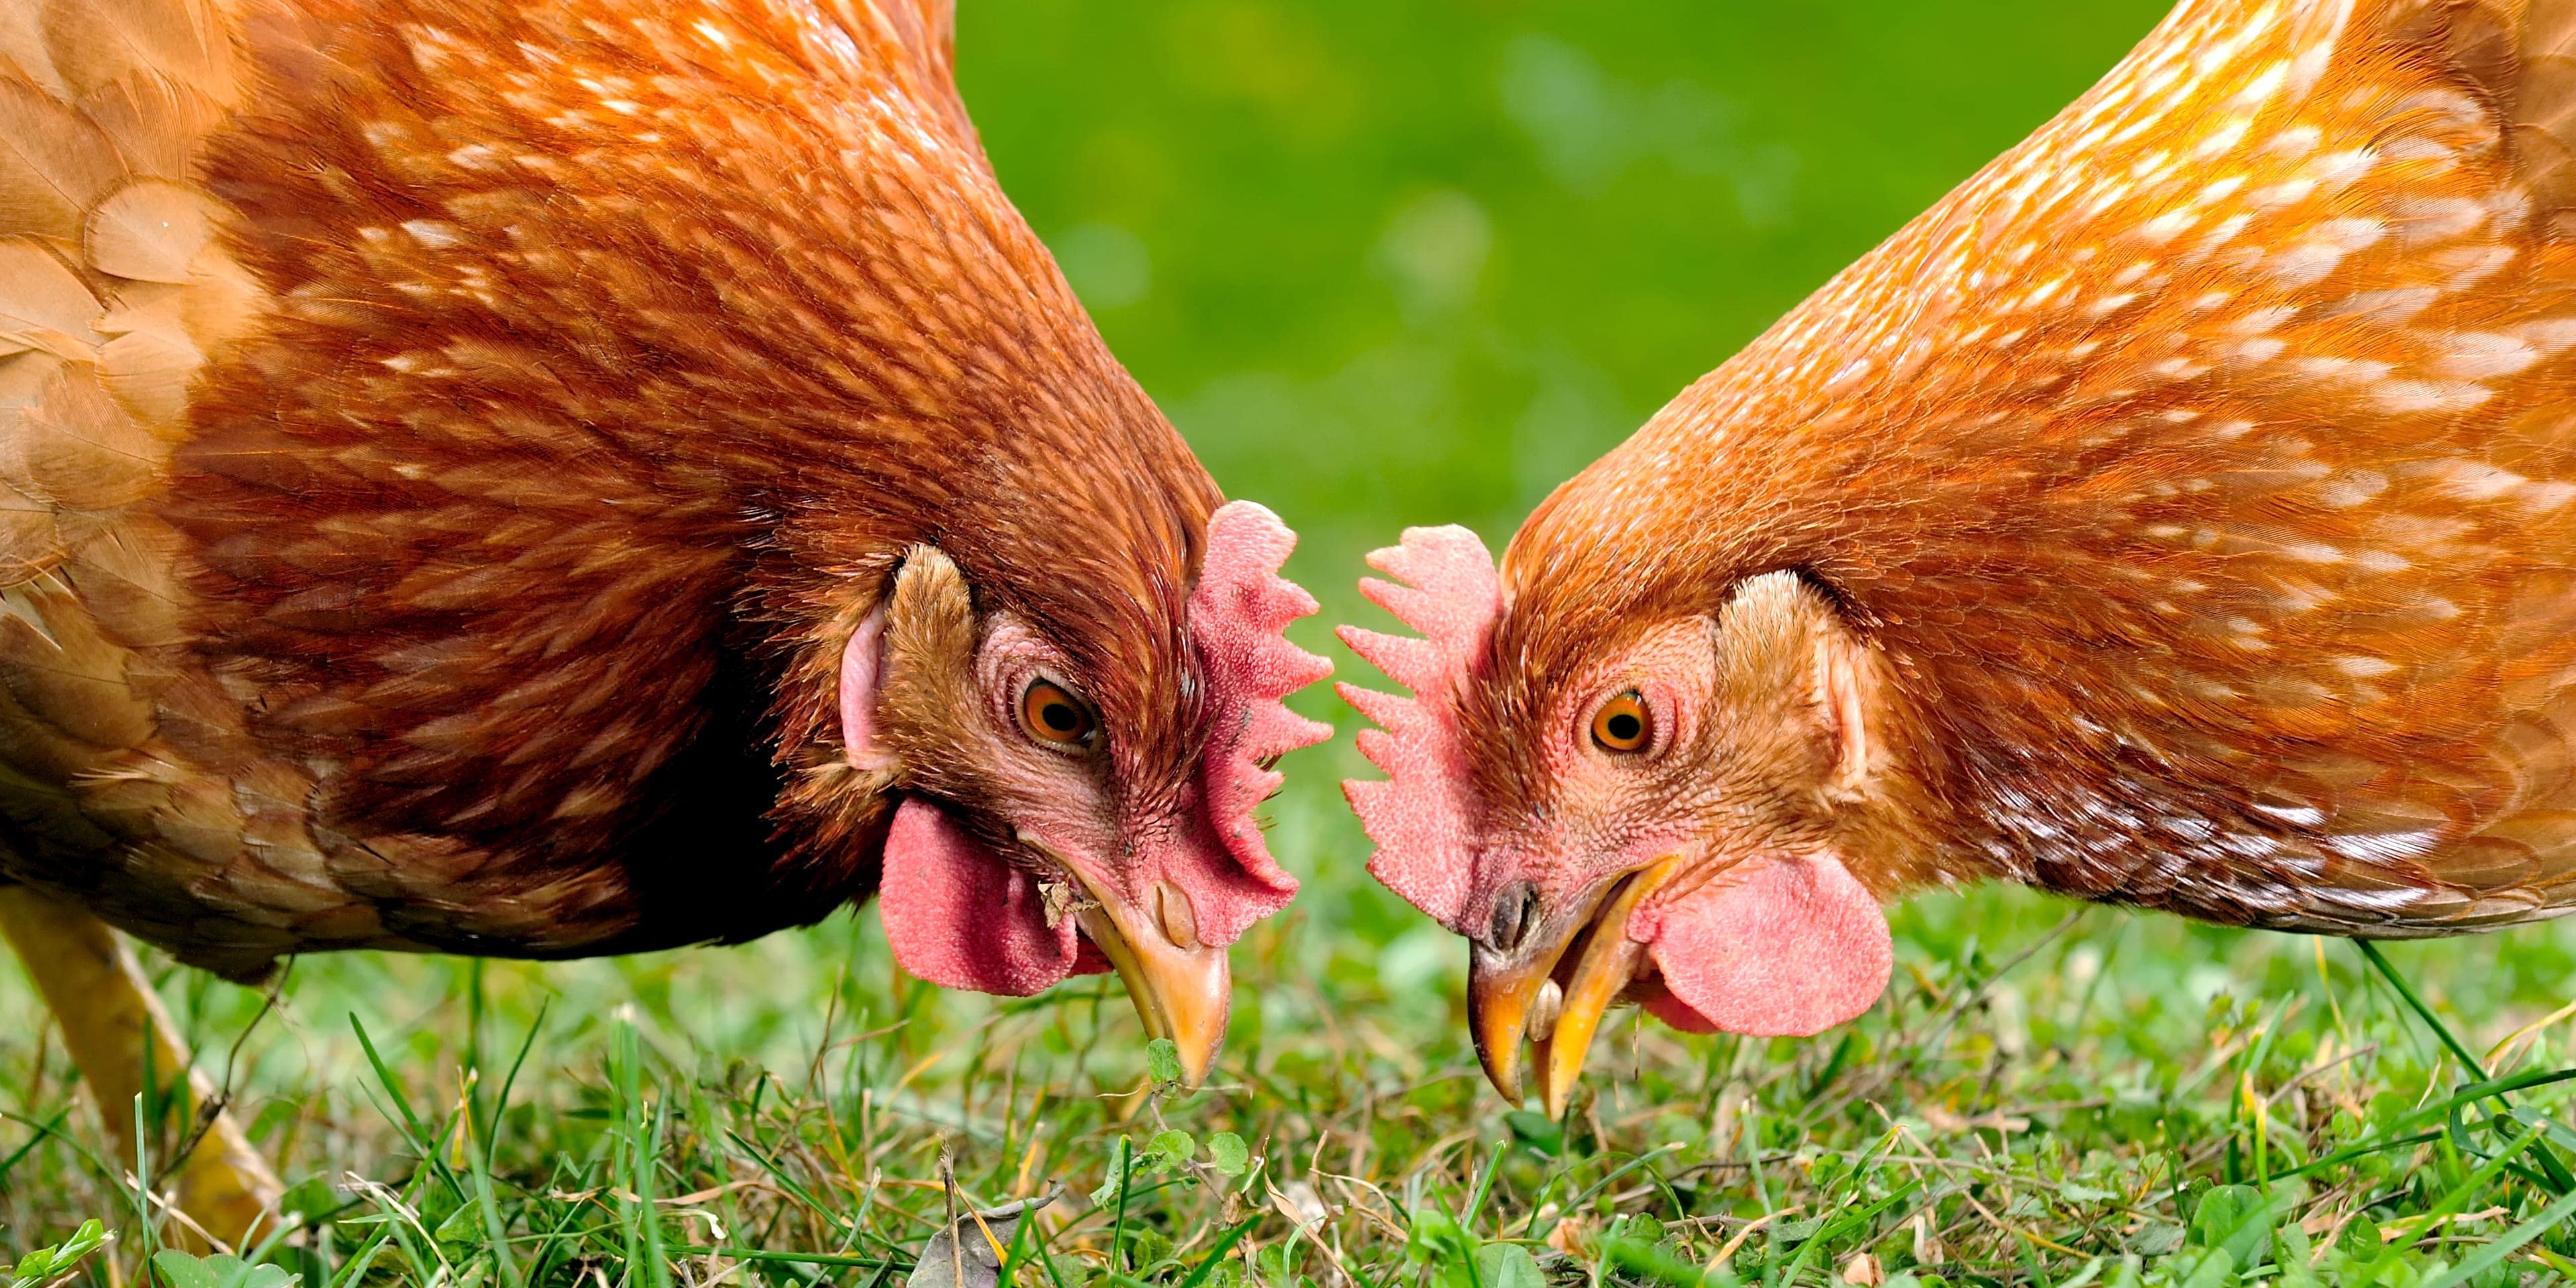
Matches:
[[1590, 690, 1652, 754], [1018, 678, 1098, 750]]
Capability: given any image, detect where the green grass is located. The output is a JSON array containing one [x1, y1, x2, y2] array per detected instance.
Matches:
[[19, 0, 2576, 1284], [15, 790, 2576, 1287]]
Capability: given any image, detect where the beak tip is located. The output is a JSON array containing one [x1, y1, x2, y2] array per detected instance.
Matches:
[[1077, 890, 1231, 1092], [1469, 857, 1680, 1115], [1471, 1020, 1525, 1106], [1152, 997, 1226, 1092], [1177, 1042, 1218, 1091], [1535, 1042, 1578, 1120]]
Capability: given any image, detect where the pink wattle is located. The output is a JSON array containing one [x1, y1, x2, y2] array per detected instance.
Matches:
[[878, 798, 1104, 996], [1633, 854, 1892, 1037]]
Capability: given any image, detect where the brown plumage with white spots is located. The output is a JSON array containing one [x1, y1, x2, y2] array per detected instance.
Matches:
[[0, 0, 1332, 1238], [1341, 0, 2576, 1115]]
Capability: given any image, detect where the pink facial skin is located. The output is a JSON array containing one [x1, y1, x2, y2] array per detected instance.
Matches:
[[857, 614, 1124, 994], [1484, 623, 1890, 1038], [1483, 623, 1885, 1035]]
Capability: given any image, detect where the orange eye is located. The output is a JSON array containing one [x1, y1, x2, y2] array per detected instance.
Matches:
[[1591, 691, 1651, 753], [1018, 679, 1097, 749]]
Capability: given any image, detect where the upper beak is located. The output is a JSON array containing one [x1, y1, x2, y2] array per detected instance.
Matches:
[[1057, 855, 1230, 1087], [1468, 857, 1678, 1119]]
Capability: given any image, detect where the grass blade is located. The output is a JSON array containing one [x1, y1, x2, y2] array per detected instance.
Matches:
[[2418, 1184, 2576, 1288], [2353, 1116, 2546, 1287], [0, 1108, 69, 1190], [2359, 941, 2576, 1193], [1171, 1216, 1258, 1288]]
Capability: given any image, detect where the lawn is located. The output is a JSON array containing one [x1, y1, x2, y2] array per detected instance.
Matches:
[[16, 1, 2576, 1285]]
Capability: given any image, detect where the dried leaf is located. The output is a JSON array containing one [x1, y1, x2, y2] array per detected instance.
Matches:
[[904, 1187, 1062, 1288]]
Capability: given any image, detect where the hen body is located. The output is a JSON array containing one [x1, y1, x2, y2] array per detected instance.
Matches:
[[0, 0, 1316, 989], [1526, 0, 2576, 934], [1346, 0, 2576, 1109]]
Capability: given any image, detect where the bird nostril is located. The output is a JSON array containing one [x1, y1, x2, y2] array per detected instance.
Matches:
[[1489, 880, 1538, 954], [1155, 879, 1199, 949]]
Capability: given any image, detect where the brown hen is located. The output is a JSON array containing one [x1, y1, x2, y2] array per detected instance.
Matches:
[[0, 0, 1331, 1240], [1342, 0, 2576, 1116]]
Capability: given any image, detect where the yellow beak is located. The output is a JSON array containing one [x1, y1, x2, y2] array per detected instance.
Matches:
[[1069, 869, 1230, 1087], [1468, 857, 1677, 1119]]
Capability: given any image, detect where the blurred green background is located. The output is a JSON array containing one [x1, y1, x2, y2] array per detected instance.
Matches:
[[977, 0, 2167, 546], [973, 0, 2175, 971]]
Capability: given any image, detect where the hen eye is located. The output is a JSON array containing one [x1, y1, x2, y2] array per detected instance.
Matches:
[[1018, 679, 1097, 749], [1591, 690, 1651, 753]]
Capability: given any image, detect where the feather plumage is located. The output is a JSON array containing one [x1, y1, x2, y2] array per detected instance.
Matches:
[[0, 0, 1328, 1009]]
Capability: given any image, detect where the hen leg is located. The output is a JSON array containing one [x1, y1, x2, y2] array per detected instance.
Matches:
[[0, 885, 282, 1250]]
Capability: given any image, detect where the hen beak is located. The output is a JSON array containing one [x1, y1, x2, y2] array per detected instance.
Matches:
[[1468, 857, 1678, 1119], [1059, 859, 1229, 1087]]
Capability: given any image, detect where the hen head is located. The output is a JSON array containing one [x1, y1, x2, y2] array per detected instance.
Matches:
[[1340, 531, 1907, 1116], [833, 502, 1329, 1084]]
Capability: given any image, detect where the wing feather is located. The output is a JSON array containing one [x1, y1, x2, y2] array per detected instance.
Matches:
[[0, 0, 347, 979]]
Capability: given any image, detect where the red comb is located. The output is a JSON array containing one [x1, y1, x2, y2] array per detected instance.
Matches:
[[1189, 500, 1334, 901], [1336, 525, 1502, 931]]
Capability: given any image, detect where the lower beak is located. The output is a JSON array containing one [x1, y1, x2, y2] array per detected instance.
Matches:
[[1068, 869, 1230, 1087], [1468, 857, 1678, 1119]]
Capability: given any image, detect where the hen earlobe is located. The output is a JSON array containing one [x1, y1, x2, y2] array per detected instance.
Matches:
[[839, 606, 894, 771], [852, 545, 1091, 991], [1714, 571, 1884, 800], [1815, 614, 1884, 800], [841, 544, 977, 777]]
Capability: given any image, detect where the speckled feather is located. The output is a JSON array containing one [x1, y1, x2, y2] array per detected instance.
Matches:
[[1433, 0, 2576, 941], [0, 0, 1281, 979]]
